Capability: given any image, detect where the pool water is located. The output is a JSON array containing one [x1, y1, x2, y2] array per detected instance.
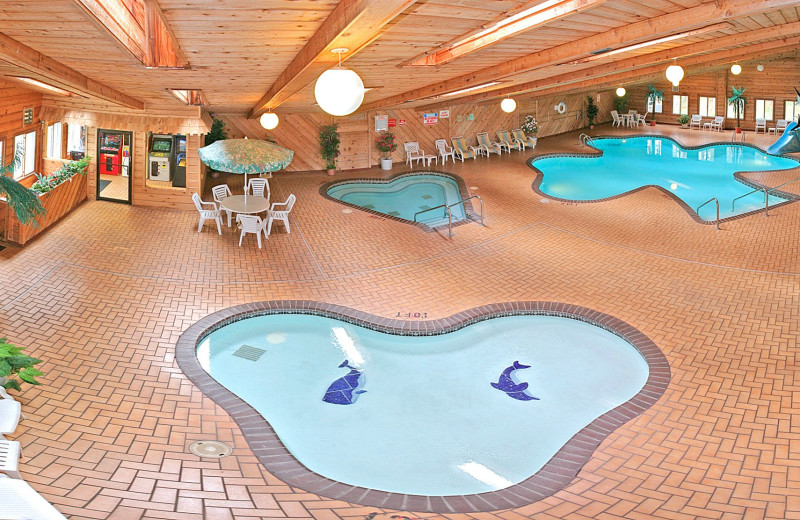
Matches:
[[533, 138, 797, 220], [197, 314, 649, 495], [327, 173, 467, 226]]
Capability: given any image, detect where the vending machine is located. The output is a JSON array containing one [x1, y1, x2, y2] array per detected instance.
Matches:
[[99, 132, 123, 175], [148, 134, 172, 181]]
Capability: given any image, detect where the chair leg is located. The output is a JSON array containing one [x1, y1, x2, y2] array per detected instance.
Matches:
[[267, 218, 273, 236], [198, 216, 204, 232], [256, 232, 262, 249], [226, 210, 232, 227], [215, 217, 222, 235], [284, 217, 291, 233], [239, 230, 244, 247]]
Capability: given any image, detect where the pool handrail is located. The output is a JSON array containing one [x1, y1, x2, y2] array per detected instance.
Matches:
[[578, 133, 594, 147], [414, 195, 484, 237], [731, 174, 800, 217], [696, 197, 720, 230]]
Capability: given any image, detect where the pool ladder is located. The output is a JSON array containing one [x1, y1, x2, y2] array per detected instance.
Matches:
[[413, 195, 484, 237], [731, 174, 800, 217], [579, 133, 594, 147], [730, 130, 746, 142], [696, 197, 721, 230]]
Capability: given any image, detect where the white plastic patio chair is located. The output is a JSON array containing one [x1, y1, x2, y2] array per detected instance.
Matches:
[[236, 214, 266, 248], [267, 194, 296, 236], [0, 439, 21, 478], [755, 118, 767, 133], [768, 119, 788, 134], [0, 398, 21, 439], [211, 184, 233, 227], [689, 115, 703, 130], [636, 112, 649, 126], [434, 139, 455, 164], [191, 193, 222, 235], [703, 116, 724, 132], [403, 142, 426, 167], [610, 110, 623, 127], [248, 178, 270, 200]]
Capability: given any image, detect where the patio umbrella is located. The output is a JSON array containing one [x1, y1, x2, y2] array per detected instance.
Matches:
[[198, 138, 294, 199]]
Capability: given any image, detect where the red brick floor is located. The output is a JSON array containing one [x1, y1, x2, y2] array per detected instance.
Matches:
[[1, 123, 799, 519]]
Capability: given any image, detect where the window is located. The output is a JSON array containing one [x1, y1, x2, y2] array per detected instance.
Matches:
[[727, 99, 744, 119], [647, 96, 663, 114], [46, 123, 63, 158], [13, 130, 36, 179], [755, 99, 774, 120], [699, 96, 716, 117], [672, 95, 688, 115], [67, 124, 86, 154], [784, 100, 799, 121]]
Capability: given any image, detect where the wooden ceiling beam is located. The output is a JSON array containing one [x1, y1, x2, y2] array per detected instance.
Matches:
[[248, 0, 415, 119], [420, 23, 800, 109], [0, 31, 144, 110], [362, 0, 800, 111]]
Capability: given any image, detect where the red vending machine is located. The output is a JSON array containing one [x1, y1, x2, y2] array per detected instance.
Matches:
[[99, 132, 123, 175]]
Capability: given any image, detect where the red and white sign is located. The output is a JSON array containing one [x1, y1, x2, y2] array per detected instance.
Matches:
[[423, 112, 438, 125], [439, 109, 450, 119], [388, 118, 397, 127], [398, 119, 406, 126]]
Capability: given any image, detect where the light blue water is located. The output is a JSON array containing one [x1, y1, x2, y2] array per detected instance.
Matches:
[[198, 314, 649, 495], [534, 138, 797, 220], [327, 174, 467, 226]]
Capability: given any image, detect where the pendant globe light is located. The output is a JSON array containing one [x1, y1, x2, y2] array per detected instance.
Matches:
[[260, 112, 279, 130], [500, 97, 517, 113], [730, 63, 742, 75], [314, 48, 365, 117], [665, 60, 684, 87], [615, 87, 626, 97]]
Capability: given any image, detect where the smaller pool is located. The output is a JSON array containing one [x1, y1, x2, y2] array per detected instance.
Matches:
[[327, 173, 467, 227]]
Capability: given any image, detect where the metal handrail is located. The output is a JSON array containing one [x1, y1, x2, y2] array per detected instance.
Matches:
[[731, 187, 766, 212], [578, 133, 594, 147], [697, 197, 720, 230], [730, 130, 746, 142], [413, 194, 485, 237], [730, 174, 800, 217]]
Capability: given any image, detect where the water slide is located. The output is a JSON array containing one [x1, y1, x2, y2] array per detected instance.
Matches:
[[766, 120, 800, 155]]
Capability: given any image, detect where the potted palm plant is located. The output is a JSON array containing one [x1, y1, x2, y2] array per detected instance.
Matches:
[[319, 124, 340, 175], [0, 337, 44, 392], [586, 95, 598, 129], [645, 84, 663, 125], [375, 131, 397, 170], [728, 86, 747, 133]]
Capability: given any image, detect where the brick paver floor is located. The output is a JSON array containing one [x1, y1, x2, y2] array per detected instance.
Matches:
[[1, 123, 798, 520]]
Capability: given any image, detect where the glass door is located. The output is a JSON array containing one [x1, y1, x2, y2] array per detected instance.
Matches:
[[97, 129, 132, 203]]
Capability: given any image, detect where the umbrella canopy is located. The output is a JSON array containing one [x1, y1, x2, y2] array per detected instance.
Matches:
[[198, 138, 293, 174]]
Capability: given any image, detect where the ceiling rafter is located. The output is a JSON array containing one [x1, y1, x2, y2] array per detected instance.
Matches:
[[0, 31, 144, 110], [361, 0, 800, 111], [247, 0, 415, 119]]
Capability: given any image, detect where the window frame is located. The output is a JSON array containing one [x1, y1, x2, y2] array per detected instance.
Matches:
[[67, 123, 86, 155], [698, 96, 716, 117], [46, 122, 63, 159], [647, 96, 663, 114], [12, 129, 37, 180], [755, 99, 774, 121], [784, 100, 798, 122], [672, 95, 688, 115]]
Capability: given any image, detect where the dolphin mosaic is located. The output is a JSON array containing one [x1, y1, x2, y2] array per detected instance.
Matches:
[[323, 360, 366, 405], [491, 361, 539, 401]]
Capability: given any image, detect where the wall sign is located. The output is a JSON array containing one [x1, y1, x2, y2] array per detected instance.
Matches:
[[423, 112, 438, 125], [388, 118, 396, 127], [23, 108, 33, 125], [439, 109, 450, 119], [375, 115, 388, 132], [398, 119, 406, 126]]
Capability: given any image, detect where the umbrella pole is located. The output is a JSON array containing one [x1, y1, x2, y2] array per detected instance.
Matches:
[[244, 172, 248, 202]]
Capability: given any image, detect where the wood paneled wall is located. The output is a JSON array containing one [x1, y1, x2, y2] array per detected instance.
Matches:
[[0, 81, 43, 169]]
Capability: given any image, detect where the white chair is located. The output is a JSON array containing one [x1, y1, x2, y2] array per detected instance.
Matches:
[[0, 399, 21, 438], [704, 116, 724, 132], [211, 184, 233, 227], [236, 214, 266, 248], [636, 112, 649, 126], [434, 139, 455, 165], [689, 115, 703, 130], [610, 110, 623, 127], [248, 178, 270, 200], [191, 193, 222, 235], [768, 119, 788, 134], [755, 118, 767, 133], [266, 194, 296, 236], [403, 142, 426, 167], [626, 110, 638, 127], [0, 439, 21, 478]]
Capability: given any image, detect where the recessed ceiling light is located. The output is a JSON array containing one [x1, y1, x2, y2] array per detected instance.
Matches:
[[10, 77, 73, 96]]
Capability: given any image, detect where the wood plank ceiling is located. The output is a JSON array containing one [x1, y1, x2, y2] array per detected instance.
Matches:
[[0, 0, 797, 117]]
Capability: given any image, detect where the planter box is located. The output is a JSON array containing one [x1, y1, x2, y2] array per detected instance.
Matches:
[[3, 174, 87, 246]]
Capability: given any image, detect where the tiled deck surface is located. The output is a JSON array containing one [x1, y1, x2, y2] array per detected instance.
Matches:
[[1, 123, 799, 520]]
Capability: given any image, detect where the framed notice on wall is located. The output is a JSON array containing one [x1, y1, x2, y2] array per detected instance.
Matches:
[[439, 109, 450, 119], [423, 112, 438, 125], [375, 115, 389, 132]]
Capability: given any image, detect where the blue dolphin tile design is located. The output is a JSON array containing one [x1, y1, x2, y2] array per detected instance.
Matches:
[[323, 360, 367, 405], [491, 361, 539, 401]]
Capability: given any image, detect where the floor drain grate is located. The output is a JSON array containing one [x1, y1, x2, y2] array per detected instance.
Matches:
[[232, 345, 266, 361], [189, 441, 233, 458]]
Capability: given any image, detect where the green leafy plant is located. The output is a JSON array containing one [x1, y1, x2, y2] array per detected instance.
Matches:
[[0, 337, 43, 392], [204, 117, 228, 146], [375, 131, 397, 159], [645, 85, 664, 121], [521, 115, 538, 135], [728, 86, 747, 129], [677, 114, 690, 125], [586, 95, 599, 127], [613, 93, 629, 114], [0, 150, 46, 226], [30, 156, 90, 195], [319, 124, 340, 170]]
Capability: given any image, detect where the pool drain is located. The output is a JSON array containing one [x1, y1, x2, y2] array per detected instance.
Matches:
[[189, 441, 233, 458]]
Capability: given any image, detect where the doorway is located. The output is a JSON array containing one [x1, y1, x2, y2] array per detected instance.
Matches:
[[97, 129, 132, 203]]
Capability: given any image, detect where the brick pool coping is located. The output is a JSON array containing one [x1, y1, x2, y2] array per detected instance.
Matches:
[[319, 170, 482, 233], [527, 135, 800, 225], [175, 300, 670, 513]]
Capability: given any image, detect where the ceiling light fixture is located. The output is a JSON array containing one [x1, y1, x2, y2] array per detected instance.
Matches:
[[11, 77, 73, 96], [616, 87, 626, 97], [665, 60, 684, 87], [501, 97, 517, 113], [314, 48, 365, 117], [730, 63, 742, 75], [443, 82, 501, 97], [260, 112, 279, 130]]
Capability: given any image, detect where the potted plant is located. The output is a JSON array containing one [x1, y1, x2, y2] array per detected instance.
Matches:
[[0, 337, 44, 392], [645, 84, 663, 126], [586, 95, 598, 129], [319, 124, 340, 175], [375, 131, 397, 170], [613, 93, 629, 115], [522, 115, 538, 147], [204, 117, 228, 179], [677, 115, 690, 128], [728, 86, 747, 133]]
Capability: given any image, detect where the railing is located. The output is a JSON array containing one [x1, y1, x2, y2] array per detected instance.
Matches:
[[578, 133, 594, 147], [730, 130, 746, 142], [731, 174, 800, 217], [697, 197, 720, 230], [414, 195, 484, 237]]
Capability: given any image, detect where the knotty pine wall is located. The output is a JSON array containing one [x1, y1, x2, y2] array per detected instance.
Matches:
[[0, 81, 43, 171]]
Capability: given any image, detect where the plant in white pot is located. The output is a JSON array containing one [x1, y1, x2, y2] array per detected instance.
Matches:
[[0, 337, 44, 392], [376, 131, 397, 171], [521, 115, 538, 146]]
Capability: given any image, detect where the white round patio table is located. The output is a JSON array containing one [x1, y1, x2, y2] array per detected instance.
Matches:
[[220, 195, 269, 215]]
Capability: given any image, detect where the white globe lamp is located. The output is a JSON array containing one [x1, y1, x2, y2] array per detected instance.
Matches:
[[730, 64, 742, 75], [501, 97, 517, 113], [260, 112, 279, 130], [314, 48, 365, 117], [615, 87, 626, 97], [665, 63, 684, 87]]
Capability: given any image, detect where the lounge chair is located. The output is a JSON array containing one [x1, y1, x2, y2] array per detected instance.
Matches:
[[451, 137, 477, 161], [497, 130, 521, 152], [403, 142, 427, 167], [512, 129, 536, 150], [434, 139, 455, 164], [703, 116, 724, 132], [476, 132, 502, 156], [755, 118, 767, 133], [689, 115, 703, 130], [768, 119, 788, 134]]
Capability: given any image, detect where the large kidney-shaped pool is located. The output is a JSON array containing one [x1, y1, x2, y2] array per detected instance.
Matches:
[[532, 137, 798, 220], [181, 303, 668, 508]]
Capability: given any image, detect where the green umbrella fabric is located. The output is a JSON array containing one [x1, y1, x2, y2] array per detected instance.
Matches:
[[198, 138, 294, 174]]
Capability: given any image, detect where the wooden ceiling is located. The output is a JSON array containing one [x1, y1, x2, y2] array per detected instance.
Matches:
[[0, 0, 798, 118]]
